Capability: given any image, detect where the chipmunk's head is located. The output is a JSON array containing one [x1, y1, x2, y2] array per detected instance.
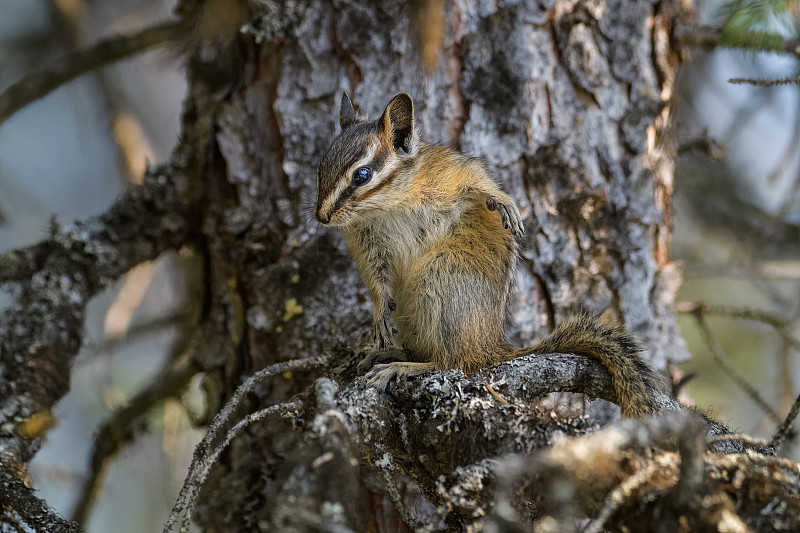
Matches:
[[314, 92, 418, 226]]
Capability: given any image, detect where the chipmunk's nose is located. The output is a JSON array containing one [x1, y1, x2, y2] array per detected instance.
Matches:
[[315, 206, 330, 224]]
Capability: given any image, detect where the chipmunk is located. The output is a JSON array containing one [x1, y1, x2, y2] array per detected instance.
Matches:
[[314, 92, 665, 418]]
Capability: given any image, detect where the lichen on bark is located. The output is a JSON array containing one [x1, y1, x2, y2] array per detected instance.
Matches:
[[7, 0, 799, 531]]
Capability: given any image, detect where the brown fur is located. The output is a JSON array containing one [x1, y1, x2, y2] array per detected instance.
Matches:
[[315, 93, 665, 417]]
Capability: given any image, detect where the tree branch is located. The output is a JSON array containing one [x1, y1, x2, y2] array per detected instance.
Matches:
[[342, 353, 745, 457], [676, 301, 800, 353], [0, 163, 195, 468], [0, 464, 78, 533], [771, 392, 800, 450], [728, 75, 800, 87], [225, 352, 771, 529], [0, 19, 187, 125], [70, 354, 198, 525], [690, 310, 782, 423], [484, 413, 783, 531], [164, 357, 331, 533]]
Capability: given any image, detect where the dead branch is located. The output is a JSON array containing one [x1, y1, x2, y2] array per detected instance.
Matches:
[[480, 413, 790, 531], [728, 76, 800, 87], [771, 392, 800, 449], [0, 464, 78, 533], [0, 162, 195, 471], [676, 301, 800, 353], [194, 351, 782, 530], [688, 308, 782, 423], [180, 346, 761, 530], [70, 349, 199, 525], [178, 401, 303, 531], [0, 19, 187, 125], [163, 356, 330, 533]]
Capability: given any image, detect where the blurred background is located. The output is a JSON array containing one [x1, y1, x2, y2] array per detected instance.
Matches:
[[0, 0, 798, 531], [0, 1, 200, 531], [673, 0, 800, 456]]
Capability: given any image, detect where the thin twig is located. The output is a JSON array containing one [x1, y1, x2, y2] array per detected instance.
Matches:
[[690, 310, 782, 424], [728, 76, 800, 87], [179, 401, 302, 531], [770, 392, 800, 450], [70, 355, 198, 525], [163, 356, 329, 533], [677, 301, 800, 357], [484, 382, 509, 405], [677, 301, 785, 328], [706, 433, 769, 449], [0, 19, 187, 125], [378, 463, 419, 532], [582, 461, 659, 533], [776, 337, 797, 440]]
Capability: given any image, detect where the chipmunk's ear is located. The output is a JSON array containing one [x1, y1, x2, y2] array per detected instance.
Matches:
[[378, 93, 417, 154], [339, 93, 363, 130]]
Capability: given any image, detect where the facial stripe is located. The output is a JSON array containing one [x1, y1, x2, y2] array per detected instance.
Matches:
[[331, 185, 356, 216], [320, 177, 351, 216], [341, 142, 379, 184], [348, 145, 401, 204], [320, 142, 379, 218], [316, 124, 373, 205], [356, 167, 398, 203], [368, 147, 389, 175]]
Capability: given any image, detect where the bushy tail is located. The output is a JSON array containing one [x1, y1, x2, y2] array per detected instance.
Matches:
[[511, 314, 666, 417]]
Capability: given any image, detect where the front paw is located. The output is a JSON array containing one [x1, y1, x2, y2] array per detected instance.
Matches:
[[364, 363, 400, 391], [373, 308, 398, 349], [486, 196, 525, 236], [365, 361, 433, 391], [357, 347, 407, 374]]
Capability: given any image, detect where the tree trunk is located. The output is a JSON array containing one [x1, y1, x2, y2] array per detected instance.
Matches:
[[14, 1, 800, 532], [190, 0, 689, 529]]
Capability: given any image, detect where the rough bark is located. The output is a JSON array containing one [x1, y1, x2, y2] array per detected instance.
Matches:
[[0, 167, 192, 432], [194, 0, 697, 528], [4, 0, 798, 532], [0, 164, 196, 531]]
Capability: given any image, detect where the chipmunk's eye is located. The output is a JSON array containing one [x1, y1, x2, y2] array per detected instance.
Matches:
[[352, 166, 372, 186]]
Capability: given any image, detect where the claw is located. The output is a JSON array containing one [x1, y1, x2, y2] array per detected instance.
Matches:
[[373, 308, 398, 349], [357, 352, 381, 374], [485, 194, 525, 236], [364, 362, 435, 391], [365, 363, 397, 391], [357, 347, 408, 374], [499, 204, 525, 236]]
